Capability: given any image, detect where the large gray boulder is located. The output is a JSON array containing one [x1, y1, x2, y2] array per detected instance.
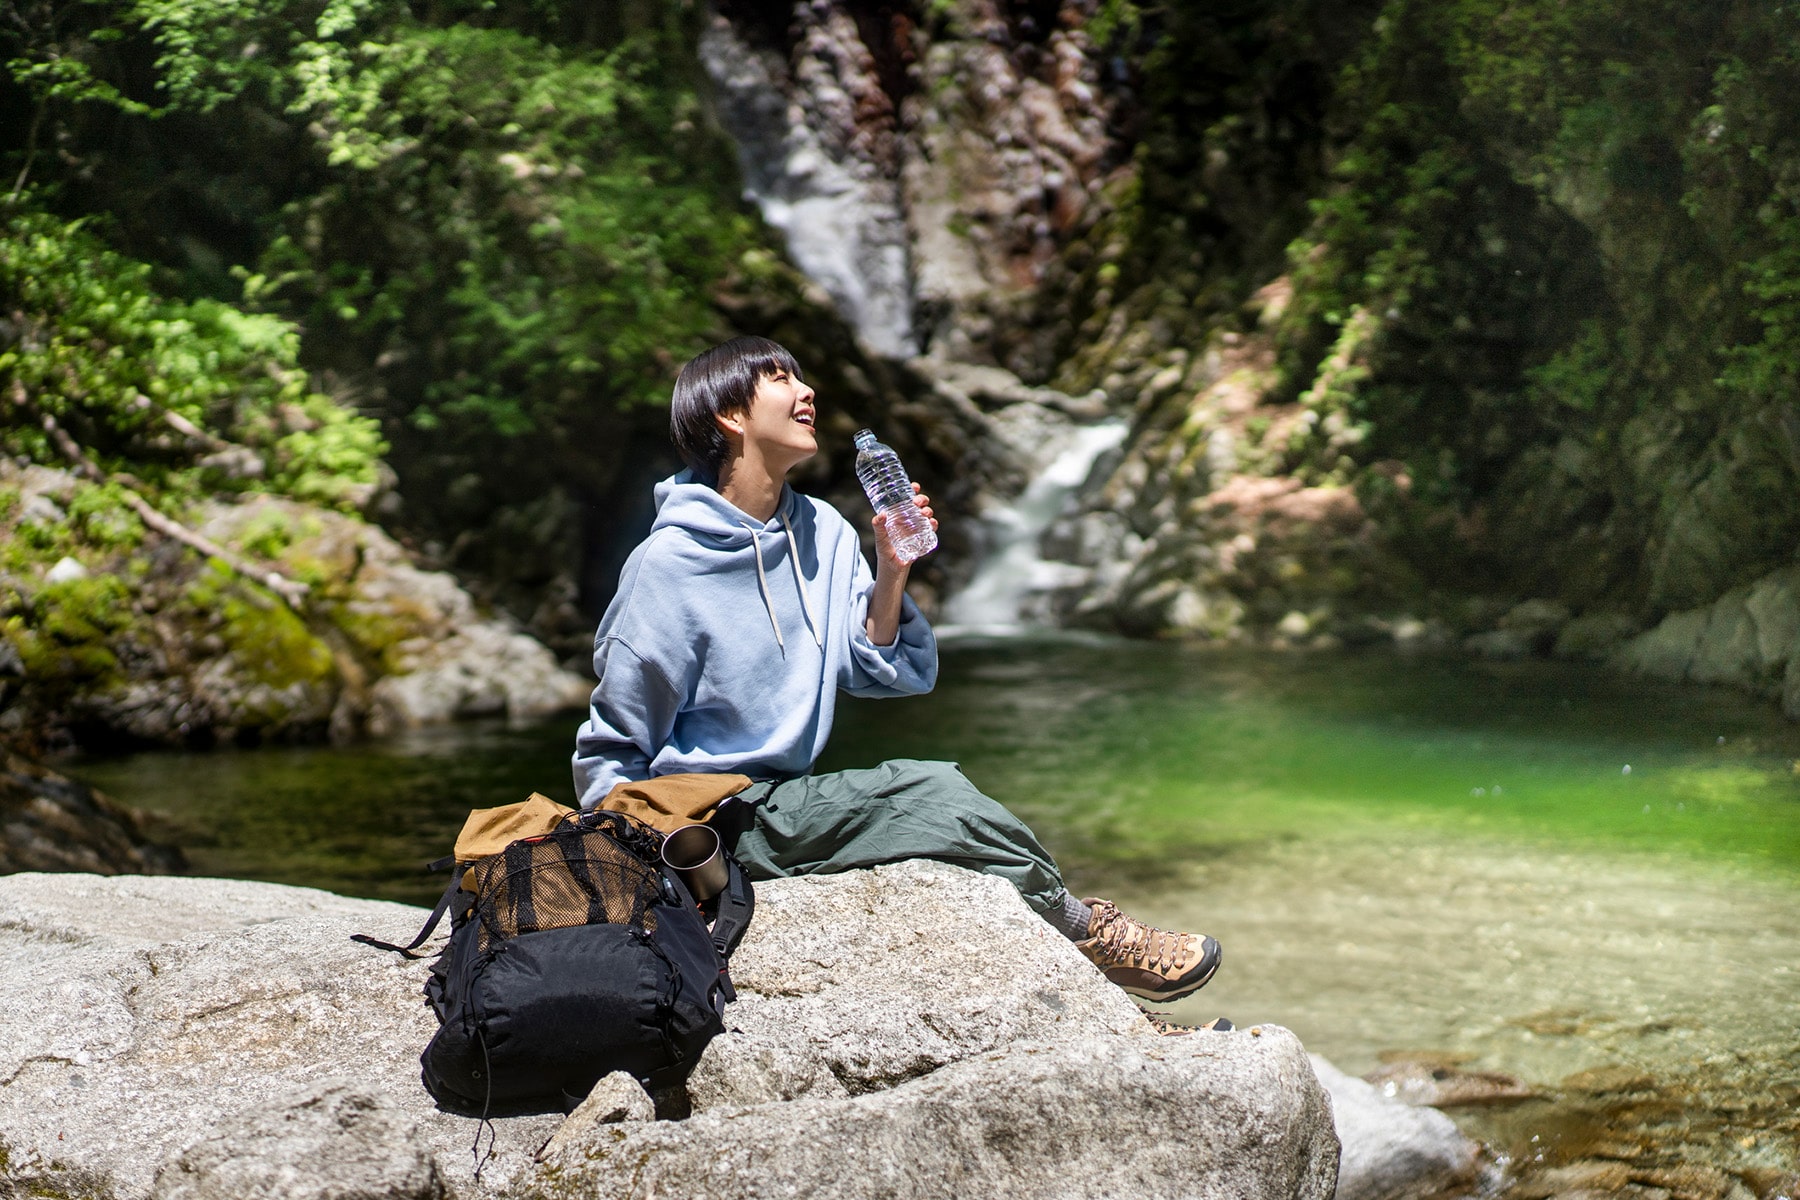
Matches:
[[0, 863, 1342, 1200], [1614, 565, 1800, 718], [196, 496, 592, 737], [685, 863, 1150, 1108], [529, 1030, 1336, 1200]]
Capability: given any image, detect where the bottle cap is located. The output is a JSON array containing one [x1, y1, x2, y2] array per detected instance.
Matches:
[[853, 429, 877, 449]]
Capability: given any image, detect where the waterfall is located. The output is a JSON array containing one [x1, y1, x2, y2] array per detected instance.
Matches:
[[698, 17, 917, 358], [940, 419, 1127, 635]]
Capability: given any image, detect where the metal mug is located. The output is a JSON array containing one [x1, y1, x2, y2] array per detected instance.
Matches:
[[660, 824, 728, 903]]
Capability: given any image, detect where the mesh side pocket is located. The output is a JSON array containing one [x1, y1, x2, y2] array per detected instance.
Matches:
[[470, 823, 662, 954]]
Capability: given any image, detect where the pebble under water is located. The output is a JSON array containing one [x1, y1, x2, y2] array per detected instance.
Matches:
[[79, 640, 1800, 1198]]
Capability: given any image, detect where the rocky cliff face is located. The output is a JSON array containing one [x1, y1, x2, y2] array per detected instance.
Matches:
[[1083, 1, 1798, 718], [705, 0, 1120, 376], [700, 0, 1800, 717], [693, 0, 1432, 652]]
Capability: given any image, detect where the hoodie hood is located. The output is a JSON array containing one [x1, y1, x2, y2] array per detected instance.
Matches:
[[651, 469, 802, 544], [650, 469, 819, 650]]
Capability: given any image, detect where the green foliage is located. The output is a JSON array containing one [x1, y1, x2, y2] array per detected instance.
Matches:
[[0, 202, 389, 744], [256, 15, 752, 450], [0, 206, 385, 505], [1263, 0, 1800, 607], [1682, 32, 1800, 405], [2, 573, 131, 684], [230, 505, 300, 559], [269, 393, 390, 506], [1267, 0, 1592, 503], [1123, 0, 1380, 305], [1084, 0, 1142, 51], [65, 482, 146, 548], [1443, 0, 1569, 119], [0, 0, 781, 747], [1725, 222, 1800, 398], [129, 0, 289, 112], [184, 561, 334, 687], [1, 0, 766, 555], [9, 0, 752, 446], [1525, 321, 1616, 417], [2, 0, 159, 121]]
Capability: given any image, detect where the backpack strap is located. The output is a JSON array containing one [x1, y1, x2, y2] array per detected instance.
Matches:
[[709, 854, 754, 960], [656, 854, 752, 1004], [352, 858, 470, 957]]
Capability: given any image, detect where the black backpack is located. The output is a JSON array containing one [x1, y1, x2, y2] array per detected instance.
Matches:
[[358, 808, 753, 1115]]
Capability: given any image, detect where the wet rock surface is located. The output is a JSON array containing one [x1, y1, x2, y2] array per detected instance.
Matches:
[[703, 0, 1118, 374], [1363, 1055, 1538, 1109], [1452, 1060, 1800, 1200], [0, 750, 184, 874], [1613, 566, 1800, 720]]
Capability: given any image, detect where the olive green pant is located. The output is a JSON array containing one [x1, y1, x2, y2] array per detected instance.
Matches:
[[722, 759, 1068, 915]]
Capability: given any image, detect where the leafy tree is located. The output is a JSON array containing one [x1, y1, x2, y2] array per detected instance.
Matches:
[[1, 204, 383, 507], [1, 0, 767, 553]]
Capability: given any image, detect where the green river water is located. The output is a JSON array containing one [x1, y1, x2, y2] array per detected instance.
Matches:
[[78, 639, 1800, 1195]]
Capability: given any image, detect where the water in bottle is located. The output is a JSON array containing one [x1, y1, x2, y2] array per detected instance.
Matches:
[[853, 429, 938, 563]]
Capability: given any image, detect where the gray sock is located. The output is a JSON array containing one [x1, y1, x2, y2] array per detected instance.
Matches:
[[1043, 891, 1093, 942]]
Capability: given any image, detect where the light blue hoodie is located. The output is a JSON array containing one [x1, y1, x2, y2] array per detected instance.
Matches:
[[572, 470, 938, 808]]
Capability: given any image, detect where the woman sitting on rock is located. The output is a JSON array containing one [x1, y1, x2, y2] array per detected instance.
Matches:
[[571, 335, 1221, 1004]]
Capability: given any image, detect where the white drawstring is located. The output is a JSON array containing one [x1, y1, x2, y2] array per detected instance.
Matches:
[[779, 513, 824, 650], [738, 516, 824, 652], [739, 520, 785, 650]]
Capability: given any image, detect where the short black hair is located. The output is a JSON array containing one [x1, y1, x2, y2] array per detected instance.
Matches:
[[670, 336, 804, 480]]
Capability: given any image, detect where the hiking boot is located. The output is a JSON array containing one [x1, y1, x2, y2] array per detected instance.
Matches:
[[1077, 898, 1222, 1002]]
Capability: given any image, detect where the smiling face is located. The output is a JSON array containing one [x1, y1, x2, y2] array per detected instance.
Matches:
[[718, 365, 818, 475]]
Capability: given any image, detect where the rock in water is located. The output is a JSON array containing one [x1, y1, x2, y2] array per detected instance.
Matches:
[[0, 863, 1342, 1199], [1363, 1057, 1536, 1107], [1309, 1056, 1485, 1200], [1613, 564, 1800, 717], [0, 751, 185, 874]]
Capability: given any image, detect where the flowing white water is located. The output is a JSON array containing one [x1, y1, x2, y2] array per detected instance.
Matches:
[[940, 419, 1127, 635], [698, 18, 917, 357]]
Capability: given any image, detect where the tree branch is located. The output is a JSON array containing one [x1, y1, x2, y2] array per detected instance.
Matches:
[[11, 385, 311, 609]]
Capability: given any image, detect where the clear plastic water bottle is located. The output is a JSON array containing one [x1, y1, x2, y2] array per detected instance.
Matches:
[[853, 429, 938, 564]]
